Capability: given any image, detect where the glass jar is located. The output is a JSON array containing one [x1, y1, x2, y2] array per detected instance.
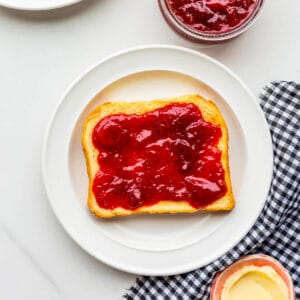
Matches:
[[158, 0, 265, 42], [210, 254, 295, 300]]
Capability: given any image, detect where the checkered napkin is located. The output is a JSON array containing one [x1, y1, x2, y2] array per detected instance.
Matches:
[[124, 81, 300, 300]]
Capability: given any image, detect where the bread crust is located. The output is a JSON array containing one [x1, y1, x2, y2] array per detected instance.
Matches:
[[82, 94, 235, 218]]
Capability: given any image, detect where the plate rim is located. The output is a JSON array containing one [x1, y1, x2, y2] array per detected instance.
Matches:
[[42, 44, 273, 275], [0, 0, 82, 11]]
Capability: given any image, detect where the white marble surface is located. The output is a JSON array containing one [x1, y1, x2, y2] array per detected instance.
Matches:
[[0, 1, 299, 299]]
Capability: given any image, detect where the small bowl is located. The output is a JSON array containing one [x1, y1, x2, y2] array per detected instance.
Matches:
[[210, 254, 295, 300], [158, 0, 265, 43]]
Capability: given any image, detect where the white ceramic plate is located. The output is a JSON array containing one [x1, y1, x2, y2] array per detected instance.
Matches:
[[0, 0, 82, 10], [43, 45, 273, 275]]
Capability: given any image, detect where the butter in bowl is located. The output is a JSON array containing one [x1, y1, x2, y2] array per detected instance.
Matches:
[[210, 254, 295, 300]]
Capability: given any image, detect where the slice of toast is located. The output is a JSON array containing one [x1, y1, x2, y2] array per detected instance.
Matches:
[[82, 94, 234, 218]]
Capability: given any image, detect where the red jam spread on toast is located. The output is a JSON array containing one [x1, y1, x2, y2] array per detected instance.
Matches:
[[92, 103, 227, 210], [167, 0, 257, 33]]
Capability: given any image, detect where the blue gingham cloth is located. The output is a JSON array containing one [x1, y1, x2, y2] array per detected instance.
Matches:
[[124, 81, 300, 299]]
